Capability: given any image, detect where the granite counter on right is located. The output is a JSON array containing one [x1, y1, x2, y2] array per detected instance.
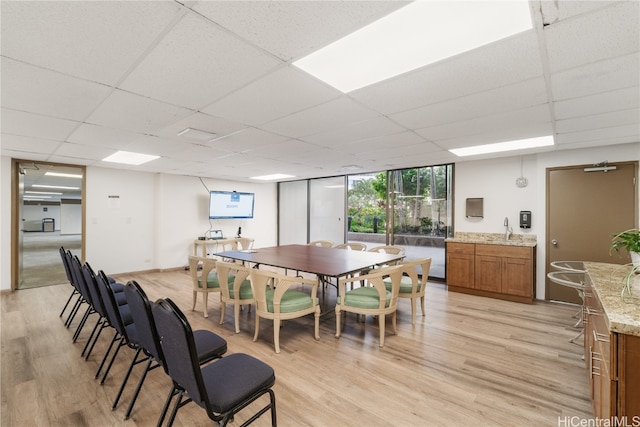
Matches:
[[583, 262, 639, 419]]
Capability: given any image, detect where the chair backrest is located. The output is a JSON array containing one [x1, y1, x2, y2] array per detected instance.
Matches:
[[69, 255, 92, 303], [308, 240, 333, 248], [152, 298, 208, 408], [249, 268, 318, 314], [59, 246, 74, 285], [188, 256, 218, 291], [368, 245, 406, 256], [82, 262, 108, 318], [96, 270, 131, 341], [215, 261, 252, 300], [235, 237, 254, 250], [124, 281, 164, 364], [334, 242, 366, 251], [400, 258, 432, 292]]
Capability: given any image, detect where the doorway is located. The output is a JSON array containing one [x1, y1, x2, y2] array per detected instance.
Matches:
[[546, 161, 637, 303], [12, 160, 85, 290]]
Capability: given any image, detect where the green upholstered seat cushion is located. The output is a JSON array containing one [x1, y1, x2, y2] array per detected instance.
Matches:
[[342, 286, 391, 309], [226, 279, 253, 299], [265, 289, 313, 313], [384, 276, 419, 294], [198, 272, 234, 289]]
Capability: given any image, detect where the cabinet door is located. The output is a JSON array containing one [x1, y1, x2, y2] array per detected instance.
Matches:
[[446, 253, 475, 288], [501, 256, 532, 297], [475, 255, 501, 292]]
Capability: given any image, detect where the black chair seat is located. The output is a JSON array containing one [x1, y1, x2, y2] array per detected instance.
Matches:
[[201, 353, 275, 414], [193, 330, 227, 364]]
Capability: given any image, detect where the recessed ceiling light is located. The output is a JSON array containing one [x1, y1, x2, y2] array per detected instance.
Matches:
[[177, 127, 218, 141], [250, 174, 296, 181], [293, 0, 532, 92], [102, 150, 160, 165], [25, 191, 63, 195], [449, 135, 554, 157], [45, 172, 83, 178], [32, 184, 80, 190]]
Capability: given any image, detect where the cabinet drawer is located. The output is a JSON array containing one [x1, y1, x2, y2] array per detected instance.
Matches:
[[447, 242, 475, 255], [476, 244, 531, 259]]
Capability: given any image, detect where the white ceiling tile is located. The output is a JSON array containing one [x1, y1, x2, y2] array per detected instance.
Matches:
[[554, 87, 640, 120], [1, 58, 112, 121], [202, 67, 340, 126], [155, 112, 246, 142], [0, 1, 181, 85], [556, 109, 640, 134], [249, 140, 319, 161], [390, 78, 548, 130], [301, 116, 407, 147], [551, 53, 640, 101], [339, 131, 425, 155], [261, 97, 379, 138], [208, 128, 289, 153], [67, 123, 142, 149], [555, 125, 640, 147], [545, 1, 639, 73], [123, 136, 195, 158], [416, 104, 552, 142], [86, 89, 192, 134], [1, 108, 79, 141], [350, 31, 543, 115], [193, 1, 409, 61], [0, 134, 61, 155], [119, 12, 282, 109], [53, 142, 114, 161], [539, 1, 612, 25]]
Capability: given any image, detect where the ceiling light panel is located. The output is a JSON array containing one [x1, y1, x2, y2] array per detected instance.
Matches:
[[102, 150, 160, 165], [449, 135, 554, 157], [293, 1, 532, 92]]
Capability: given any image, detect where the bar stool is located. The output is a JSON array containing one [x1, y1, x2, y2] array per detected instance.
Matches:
[[548, 261, 586, 343]]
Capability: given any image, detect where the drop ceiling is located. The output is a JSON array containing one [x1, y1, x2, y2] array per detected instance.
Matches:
[[2, 1, 638, 186]]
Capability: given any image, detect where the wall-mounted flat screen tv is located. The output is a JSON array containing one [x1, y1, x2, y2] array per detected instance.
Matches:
[[209, 191, 255, 219]]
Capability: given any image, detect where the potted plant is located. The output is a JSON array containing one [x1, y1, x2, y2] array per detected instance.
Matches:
[[609, 228, 640, 297]]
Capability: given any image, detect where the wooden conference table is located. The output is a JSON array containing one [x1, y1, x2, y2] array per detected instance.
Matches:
[[216, 244, 405, 289]]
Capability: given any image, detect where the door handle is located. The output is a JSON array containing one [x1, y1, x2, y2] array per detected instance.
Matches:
[[551, 239, 558, 246]]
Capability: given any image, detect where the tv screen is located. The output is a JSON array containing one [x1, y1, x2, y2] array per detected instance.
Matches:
[[209, 191, 255, 219]]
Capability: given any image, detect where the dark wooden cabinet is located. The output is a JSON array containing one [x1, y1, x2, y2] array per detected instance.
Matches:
[[446, 242, 535, 303], [584, 278, 640, 419], [445, 242, 475, 289]]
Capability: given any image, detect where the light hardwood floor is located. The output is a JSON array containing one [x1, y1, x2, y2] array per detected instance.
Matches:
[[1, 269, 592, 426]]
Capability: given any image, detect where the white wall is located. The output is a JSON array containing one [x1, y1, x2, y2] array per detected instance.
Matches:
[[60, 202, 82, 234], [84, 167, 277, 277], [454, 142, 640, 299]]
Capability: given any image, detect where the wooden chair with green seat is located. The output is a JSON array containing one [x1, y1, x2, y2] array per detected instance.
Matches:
[[335, 265, 403, 348], [188, 256, 227, 318], [249, 268, 320, 354], [384, 258, 432, 324], [215, 260, 254, 333]]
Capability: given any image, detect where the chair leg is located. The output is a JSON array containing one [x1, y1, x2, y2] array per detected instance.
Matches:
[[391, 311, 397, 335], [65, 297, 83, 328], [313, 311, 320, 340], [96, 332, 119, 379], [273, 319, 281, 354], [157, 386, 179, 427], [335, 310, 342, 338], [253, 314, 260, 342], [219, 301, 226, 325], [72, 306, 94, 342], [420, 295, 426, 317], [410, 298, 417, 325], [203, 292, 209, 318], [112, 347, 143, 409], [81, 317, 104, 358], [59, 289, 78, 317], [192, 291, 197, 311], [233, 303, 241, 333], [125, 358, 159, 420], [101, 337, 125, 385], [165, 389, 185, 427], [379, 314, 386, 348]]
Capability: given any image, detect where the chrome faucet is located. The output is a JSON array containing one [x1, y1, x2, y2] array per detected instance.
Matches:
[[504, 217, 513, 240]]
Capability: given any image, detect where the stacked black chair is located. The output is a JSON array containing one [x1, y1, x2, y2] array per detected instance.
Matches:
[[58, 246, 80, 322], [120, 281, 227, 420], [152, 297, 277, 427]]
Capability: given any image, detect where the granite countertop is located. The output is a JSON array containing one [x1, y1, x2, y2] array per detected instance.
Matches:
[[445, 232, 537, 247], [584, 262, 640, 337]]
